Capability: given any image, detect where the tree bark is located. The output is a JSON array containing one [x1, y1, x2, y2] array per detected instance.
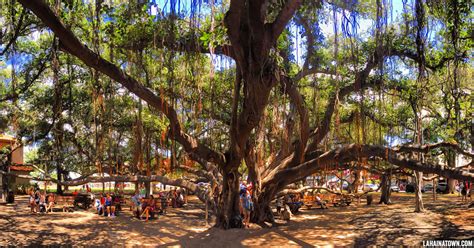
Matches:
[[379, 172, 392, 204], [414, 171, 424, 212], [215, 168, 241, 229]]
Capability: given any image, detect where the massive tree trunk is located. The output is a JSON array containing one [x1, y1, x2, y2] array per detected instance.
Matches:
[[215, 167, 241, 229]]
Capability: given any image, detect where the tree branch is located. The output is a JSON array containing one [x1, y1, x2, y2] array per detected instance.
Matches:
[[19, 0, 225, 167]]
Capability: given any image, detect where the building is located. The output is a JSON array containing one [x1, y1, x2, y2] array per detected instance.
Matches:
[[0, 134, 33, 193]]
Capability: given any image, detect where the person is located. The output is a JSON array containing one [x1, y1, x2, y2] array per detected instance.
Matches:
[[96, 193, 106, 215], [276, 197, 284, 214], [46, 193, 55, 213], [105, 193, 115, 217], [316, 194, 328, 209], [38, 191, 47, 213], [461, 181, 468, 202], [172, 189, 178, 208], [159, 191, 168, 215], [131, 190, 142, 217], [240, 187, 253, 228], [139, 184, 146, 198], [140, 195, 156, 221], [113, 194, 121, 212], [176, 190, 184, 208], [29, 190, 37, 213], [72, 189, 79, 196]]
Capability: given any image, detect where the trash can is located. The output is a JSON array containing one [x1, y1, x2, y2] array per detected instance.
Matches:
[[366, 194, 373, 205], [7, 191, 14, 204]]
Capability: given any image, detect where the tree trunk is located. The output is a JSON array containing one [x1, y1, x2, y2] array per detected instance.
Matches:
[[215, 168, 241, 229], [56, 162, 63, 195], [379, 173, 391, 204], [414, 171, 424, 212], [252, 186, 277, 226], [145, 181, 151, 197], [444, 150, 456, 194]]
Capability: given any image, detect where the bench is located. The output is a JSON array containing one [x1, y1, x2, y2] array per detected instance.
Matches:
[[304, 195, 329, 209], [332, 195, 353, 207], [134, 196, 171, 219], [55, 196, 75, 212]]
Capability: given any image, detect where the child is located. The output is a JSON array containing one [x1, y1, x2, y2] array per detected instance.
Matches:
[[46, 193, 55, 213], [29, 190, 37, 213]]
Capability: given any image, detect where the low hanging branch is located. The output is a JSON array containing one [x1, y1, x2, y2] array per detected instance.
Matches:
[[18, 0, 226, 168], [264, 143, 474, 191], [0, 169, 214, 207]]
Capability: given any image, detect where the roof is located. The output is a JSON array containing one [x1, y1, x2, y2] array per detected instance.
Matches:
[[0, 134, 16, 143], [10, 165, 33, 172]]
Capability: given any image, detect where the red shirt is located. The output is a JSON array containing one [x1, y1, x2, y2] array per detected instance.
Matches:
[[100, 197, 106, 205]]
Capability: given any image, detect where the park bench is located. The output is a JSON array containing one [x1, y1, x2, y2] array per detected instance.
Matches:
[[331, 195, 353, 207], [303, 195, 315, 209], [55, 196, 75, 212], [304, 195, 329, 209]]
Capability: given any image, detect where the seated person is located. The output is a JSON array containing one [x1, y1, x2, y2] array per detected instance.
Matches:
[[113, 195, 121, 212], [140, 195, 156, 221], [315, 194, 328, 209], [46, 193, 55, 213], [131, 191, 142, 216], [38, 191, 47, 213], [105, 193, 116, 217], [29, 190, 37, 213], [159, 192, 168, 214], [96, 193, 106, 215]]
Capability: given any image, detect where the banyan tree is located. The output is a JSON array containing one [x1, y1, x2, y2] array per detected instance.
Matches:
[[1, 0, 472, 229]]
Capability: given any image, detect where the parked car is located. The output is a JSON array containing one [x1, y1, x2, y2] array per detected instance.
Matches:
[[436, 182, 447, 193], [363, 184, 379, 192], [405, 183, 427, 193], [406, 183, 415, 193], [423, 184, 434, 192], [390, 184, 400, 192]]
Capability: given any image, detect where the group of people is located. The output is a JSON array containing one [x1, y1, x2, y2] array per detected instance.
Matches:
[[28, 189, 55, 213], [239, 181, 254, 228], [130, 187, 186, 222], [94, 193, 120, 217]]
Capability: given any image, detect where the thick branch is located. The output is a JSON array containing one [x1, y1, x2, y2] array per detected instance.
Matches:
[[269, 0, 303, 44], [265, 144, 474, 191]]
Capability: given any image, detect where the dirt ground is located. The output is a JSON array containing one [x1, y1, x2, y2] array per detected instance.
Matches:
[[1, 193, 472, 247]]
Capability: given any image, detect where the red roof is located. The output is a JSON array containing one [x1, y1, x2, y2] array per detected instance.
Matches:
[[10, 165, 33, 172]]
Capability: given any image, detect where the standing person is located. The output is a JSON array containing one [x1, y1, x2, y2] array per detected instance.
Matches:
[[276, 197, 283, 215], [240, 187, 253, 228], [29, 190, 37, 213], [461, 181, 468, 202], [139, 184, 146, 198]]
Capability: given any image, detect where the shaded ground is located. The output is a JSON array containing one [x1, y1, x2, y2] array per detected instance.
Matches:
[[0, 193, 472, 247]]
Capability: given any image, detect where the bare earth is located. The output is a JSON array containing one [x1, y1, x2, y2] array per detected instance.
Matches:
[[1, 193, 472, 247]]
